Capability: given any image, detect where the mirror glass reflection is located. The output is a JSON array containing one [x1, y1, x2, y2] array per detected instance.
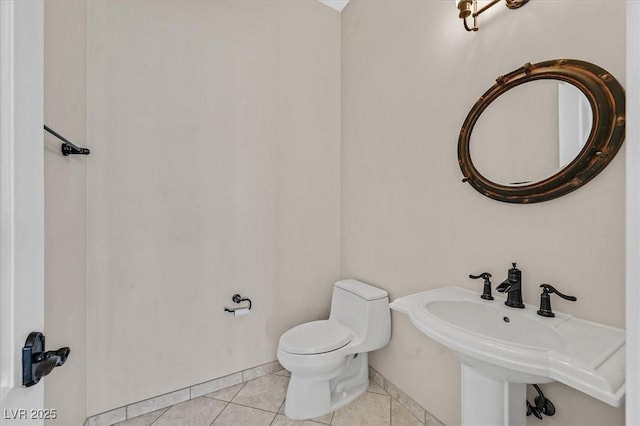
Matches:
[[469, 80, 592, 186]]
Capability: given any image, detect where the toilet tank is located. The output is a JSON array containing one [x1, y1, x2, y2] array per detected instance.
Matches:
[[329, 279, 391, 352]]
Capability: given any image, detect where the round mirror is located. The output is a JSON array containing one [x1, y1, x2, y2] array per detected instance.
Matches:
[[470, 80, 592, 186], [458, 59, 625, 203]]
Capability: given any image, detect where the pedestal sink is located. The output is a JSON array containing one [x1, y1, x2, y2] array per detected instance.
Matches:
[[390, 286, 625, 426]]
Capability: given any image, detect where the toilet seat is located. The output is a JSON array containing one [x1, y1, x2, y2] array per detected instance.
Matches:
[[279, 320, 352, 355]]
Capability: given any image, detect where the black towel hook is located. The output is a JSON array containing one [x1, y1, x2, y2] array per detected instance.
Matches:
[[44, 125, 90, 156]]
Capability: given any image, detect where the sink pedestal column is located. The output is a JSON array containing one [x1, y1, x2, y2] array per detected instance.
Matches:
[[461, 362, 526, 426]]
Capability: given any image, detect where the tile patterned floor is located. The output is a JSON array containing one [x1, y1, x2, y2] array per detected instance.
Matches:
[[113, 369, 423, 426]]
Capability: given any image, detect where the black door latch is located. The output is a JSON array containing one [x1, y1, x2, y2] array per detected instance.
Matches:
[[22, 332, 70, 387]]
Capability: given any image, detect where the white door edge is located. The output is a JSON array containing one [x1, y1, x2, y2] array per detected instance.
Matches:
[[0, 0, 44, 424], [0, 0, 17, 396]]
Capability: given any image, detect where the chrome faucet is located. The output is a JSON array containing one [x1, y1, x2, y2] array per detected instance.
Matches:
[[496, 262, 525, 308]]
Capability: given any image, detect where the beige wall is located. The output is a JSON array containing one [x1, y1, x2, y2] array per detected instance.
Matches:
[[85, 0, 340, 415], [44, 1, 88, 425], [44, 0, 627, 423], [341, 1, 625, 426]]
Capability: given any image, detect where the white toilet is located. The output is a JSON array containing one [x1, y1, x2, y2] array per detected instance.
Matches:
[[277, 279, 391, 420]]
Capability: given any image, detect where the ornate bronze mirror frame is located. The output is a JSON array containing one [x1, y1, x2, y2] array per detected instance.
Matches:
[[458, 59, 625, 203]]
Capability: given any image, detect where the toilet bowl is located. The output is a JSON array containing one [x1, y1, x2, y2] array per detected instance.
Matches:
[[277, 279, 391, 420]]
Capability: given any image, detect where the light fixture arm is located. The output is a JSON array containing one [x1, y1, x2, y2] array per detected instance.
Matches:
[[459, 0, 529, 32], [475, 0, 501, 17]]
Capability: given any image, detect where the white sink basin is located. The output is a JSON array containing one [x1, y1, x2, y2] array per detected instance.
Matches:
[[425, 299, 565, 349], [390, 286, 625, 409]]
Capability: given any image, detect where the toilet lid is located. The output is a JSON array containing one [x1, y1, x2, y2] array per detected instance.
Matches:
[[279, 320, 352, 355]]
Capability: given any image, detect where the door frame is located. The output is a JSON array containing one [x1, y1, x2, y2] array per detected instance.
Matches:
[[0, 0, 45, 423]]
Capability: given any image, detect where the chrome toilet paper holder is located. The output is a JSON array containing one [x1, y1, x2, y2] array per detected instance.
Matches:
[[224, 294, 252, 314]]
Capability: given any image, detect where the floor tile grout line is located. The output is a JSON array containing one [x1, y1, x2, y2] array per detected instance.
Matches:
[[268, 410, 277, 426], [225, 374, 288, 414], [219, 402, 278, 424], [115, 372, 422, 426], [392, 402, 396, 426], [379, 374, 429, 425], [146, 406, 170, 426], [228, 381, 246, 401], [276, 399, 332, 426], [202, 381, 247, 403], [97, 362, 281, 426], [207, 400, 230, 426], [229, 401, 280, 414], [224, 400, 285, 415]]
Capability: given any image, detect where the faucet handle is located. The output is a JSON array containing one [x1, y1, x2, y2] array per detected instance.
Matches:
[[469, 272, 491, 281], [537, 284, 577, 317], [540, 284, 577, 301], [469, 272, 494, 300]]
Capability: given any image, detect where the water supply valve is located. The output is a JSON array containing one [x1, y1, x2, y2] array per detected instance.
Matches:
[[526, 384, 556, 419]]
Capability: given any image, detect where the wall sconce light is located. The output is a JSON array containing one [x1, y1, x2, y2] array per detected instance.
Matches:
[[456, 0, 529, 31]]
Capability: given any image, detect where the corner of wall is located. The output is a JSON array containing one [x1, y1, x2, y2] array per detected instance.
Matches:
[[43, 0, 88, 424]]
